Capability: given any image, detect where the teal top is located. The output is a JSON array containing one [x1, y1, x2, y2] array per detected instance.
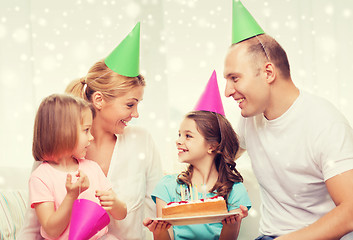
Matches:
[[152, 174, 251, 240]]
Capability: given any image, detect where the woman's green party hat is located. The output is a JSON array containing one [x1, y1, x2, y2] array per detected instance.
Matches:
[[105, 22, 140, 77], [232, 0, 264, 44]]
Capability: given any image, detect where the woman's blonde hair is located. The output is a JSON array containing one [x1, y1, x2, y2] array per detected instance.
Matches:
[[65, 59, 145, 102], [32, 94, 93, 162]]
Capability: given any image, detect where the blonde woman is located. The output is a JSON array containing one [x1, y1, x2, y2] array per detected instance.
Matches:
[[19, 23, 162, 240]]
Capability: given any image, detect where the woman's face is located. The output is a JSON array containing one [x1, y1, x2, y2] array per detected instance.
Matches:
[[99, 85, 144, 134]]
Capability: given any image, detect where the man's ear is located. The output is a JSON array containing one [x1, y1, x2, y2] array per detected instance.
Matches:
[[264, 62, 276, 84], [91, 91, 104, 110]]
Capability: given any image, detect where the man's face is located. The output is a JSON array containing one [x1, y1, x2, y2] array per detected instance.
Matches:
[[223, 43, 271, 118]]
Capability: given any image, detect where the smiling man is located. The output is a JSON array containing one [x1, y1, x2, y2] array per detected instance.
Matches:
[[223, 1, 353, 240]]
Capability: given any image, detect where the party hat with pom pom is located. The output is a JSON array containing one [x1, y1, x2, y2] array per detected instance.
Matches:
[[232, 0, 264, 44], [105, 22, 140, 77], [194, 70, 225, 116]]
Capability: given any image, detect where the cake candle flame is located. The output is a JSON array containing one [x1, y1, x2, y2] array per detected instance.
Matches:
[[202, 184, 207, 200], [194, 185, 199, 201], [189, 184, 194, 201], [180, 185, 185, 201]]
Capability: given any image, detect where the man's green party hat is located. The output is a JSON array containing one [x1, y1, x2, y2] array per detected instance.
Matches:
[[232, 0, 264, 44], [105, 22, 140, 77]]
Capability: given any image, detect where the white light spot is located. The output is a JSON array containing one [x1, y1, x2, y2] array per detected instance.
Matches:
[[325, 5, 334, 15], [0, 24, 7, 39], [138, 153, 146, 160], [155, 75, 162, 82], [38, 18, 47, 26], [20, 54, 28, 61], [0, 176, 4, 185], [149, 112, 156, 119], [12, 28, 29, 43], [270, 21, 279, 30], [167, 57, 184, 72], [126, 2, 141, 19], [343, 9, 351, 18]]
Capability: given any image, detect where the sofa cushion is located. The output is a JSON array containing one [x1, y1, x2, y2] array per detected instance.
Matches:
[[0, 190, 28, 240]]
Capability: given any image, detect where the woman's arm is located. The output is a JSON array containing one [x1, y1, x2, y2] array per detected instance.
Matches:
[[96, 189, 127, 220]]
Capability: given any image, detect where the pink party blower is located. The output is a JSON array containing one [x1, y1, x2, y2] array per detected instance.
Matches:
[[68, 199, 110, 240]]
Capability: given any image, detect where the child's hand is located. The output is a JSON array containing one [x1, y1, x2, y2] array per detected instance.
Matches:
[[95, 190, 116, 211], [222, 213, 241, 225], [96, 189, 127, 220], [237, 205, 249, 219], [65, 170, 90, 199], [143, 218, 171, 234], [222, 205, 248, 225]]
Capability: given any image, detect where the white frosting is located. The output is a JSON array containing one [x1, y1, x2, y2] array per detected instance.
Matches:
[[165, 196, 224, 208]]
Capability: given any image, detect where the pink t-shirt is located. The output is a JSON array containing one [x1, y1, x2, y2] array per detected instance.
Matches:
[[29, 159, 112, 240]]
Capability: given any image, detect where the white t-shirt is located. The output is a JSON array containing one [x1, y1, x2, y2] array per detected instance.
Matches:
[[237, 90, 353, 237], [18, 125, 163, 240]]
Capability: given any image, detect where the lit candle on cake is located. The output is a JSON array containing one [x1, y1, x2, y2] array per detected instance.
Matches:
[[202, 184, 207, 200], [194, 185, 199, 201], [189, 184, 193, 201], [180, 185, 185, 201]]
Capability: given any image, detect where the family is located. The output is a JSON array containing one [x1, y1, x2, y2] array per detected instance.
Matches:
[[17, 1, 353, 240]]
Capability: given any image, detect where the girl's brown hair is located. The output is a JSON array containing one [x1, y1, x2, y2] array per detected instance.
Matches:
[[177, 111, 243, 201], [32, 94, 93, 162], [65, 59, 145, 102]]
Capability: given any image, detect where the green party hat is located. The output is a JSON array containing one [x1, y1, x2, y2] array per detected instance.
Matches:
[[105, 22, 140, 77], [232, 0, 264, 44]]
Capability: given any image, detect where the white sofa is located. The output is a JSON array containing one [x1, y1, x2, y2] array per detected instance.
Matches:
[[0, 166, 261, 240], [0, 167, 31, 240]]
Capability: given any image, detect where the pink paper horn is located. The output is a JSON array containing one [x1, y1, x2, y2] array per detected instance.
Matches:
[[194, 70, 225, 116], [69, 199, 110, 240]]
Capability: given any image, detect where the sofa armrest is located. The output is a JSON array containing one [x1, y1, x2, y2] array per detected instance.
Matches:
[[0, 190, 28, 240]]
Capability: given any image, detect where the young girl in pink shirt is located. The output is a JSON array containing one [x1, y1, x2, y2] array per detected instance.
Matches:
[[29, 94, 127, 240]]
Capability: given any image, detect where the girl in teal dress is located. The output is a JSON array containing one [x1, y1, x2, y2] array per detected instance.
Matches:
[[144, 110, 251, 240]]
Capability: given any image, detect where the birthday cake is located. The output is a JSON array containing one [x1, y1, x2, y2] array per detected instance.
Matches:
[[162, 196, 228, 218]]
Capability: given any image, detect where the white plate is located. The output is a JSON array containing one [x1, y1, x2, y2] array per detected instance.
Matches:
[[153, 212, 239, 226]]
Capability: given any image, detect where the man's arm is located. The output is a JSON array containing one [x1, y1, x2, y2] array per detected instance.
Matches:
[[276, 169, 353, 240]]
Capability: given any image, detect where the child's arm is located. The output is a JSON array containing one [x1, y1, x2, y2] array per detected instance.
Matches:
[[143, 198, 173, 240], [34, 170, 89, 238], [219, 205, 248, 240], [95, 189, 127, 220]]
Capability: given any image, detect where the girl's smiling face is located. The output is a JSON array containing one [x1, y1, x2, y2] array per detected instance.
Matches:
[[176, 118, 212, 165]]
